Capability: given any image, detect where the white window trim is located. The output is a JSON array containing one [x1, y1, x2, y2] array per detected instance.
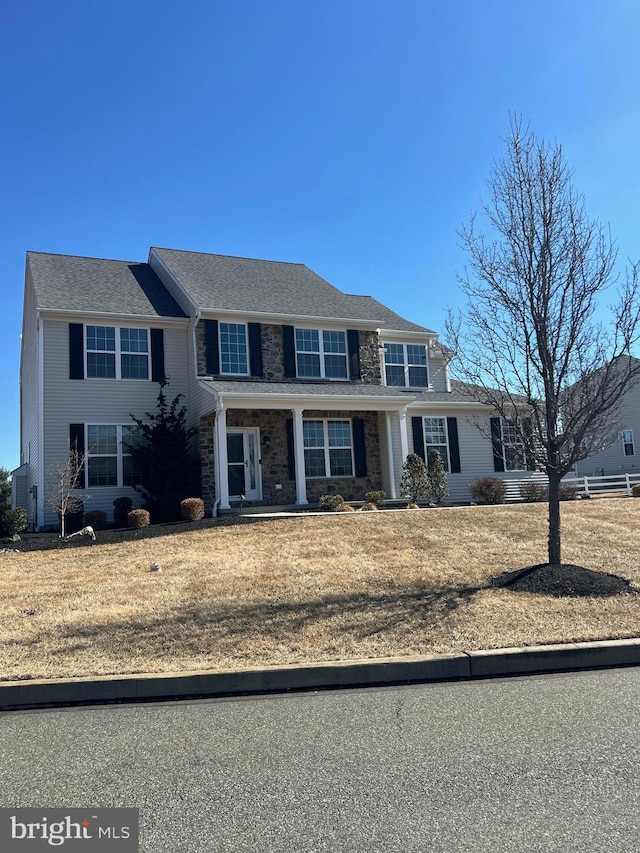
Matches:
[[422, 416, 450, 472], [383, 342, 429, 388], [86, 423, 141, 488], [85, 325, 150, 381], [623, 429, 635, 456], [501, 419, 527, 472], [295, 327, 349, 380], [303, 418, 354, 479], [219, 321, 250, 376]]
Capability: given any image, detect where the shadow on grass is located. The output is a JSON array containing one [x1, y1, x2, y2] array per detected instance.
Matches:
[[10, 580, 485, 665]]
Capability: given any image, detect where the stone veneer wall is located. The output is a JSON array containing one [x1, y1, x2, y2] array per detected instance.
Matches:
[[358, 330, 382, 384], [199, 408, 384, 509]]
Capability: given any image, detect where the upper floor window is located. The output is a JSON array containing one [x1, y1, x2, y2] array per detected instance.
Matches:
[[86, 424, 143, 487], [296, 329, 348, 379], [219, 322, 248, 375], [623, 429, 635, 456], [501, 420, 526, 471], [303, 419, 353, 477], [423, 417, 450, 472], [86, 326, 149, 380], [384, 343, 428, 387]]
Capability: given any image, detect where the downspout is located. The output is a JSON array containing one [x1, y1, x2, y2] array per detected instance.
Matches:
[[212, 398, 222, 517]]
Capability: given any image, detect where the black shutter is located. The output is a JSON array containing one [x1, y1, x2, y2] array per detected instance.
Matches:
[[69, 323, 84, 380], [150, 329, 165, 383], [523, 417, 536, 471], [347, 330, 361, 380], [447, 417, 461, 474], [69, 423, 86, 488], [411, 417, 425, 462], [204, 320, 219, 375], [490, 417, 505, 472], [286, 419, 296, 480], [283, 326, 296, 378], [352, 418, 367, 476], [248, 323, 263, 377]]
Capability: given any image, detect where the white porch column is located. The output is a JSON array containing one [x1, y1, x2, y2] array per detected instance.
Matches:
[[292, 407, 308, 505], [216, 406, 230, 510], [385, 411, 397, 499], [399, 407, 409, 464]]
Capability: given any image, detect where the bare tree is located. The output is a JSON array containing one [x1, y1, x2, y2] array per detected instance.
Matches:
[[447, 117, 640, 566], [46, 447, 88, 539]]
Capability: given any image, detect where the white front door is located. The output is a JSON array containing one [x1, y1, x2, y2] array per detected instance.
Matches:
[[226, 429, 261, 501]]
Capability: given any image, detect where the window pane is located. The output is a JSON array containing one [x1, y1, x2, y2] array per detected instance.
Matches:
[[406, 344, 426, 365], [296, 329, 319, 352], [423, 418, 447, 444], [220, 323, 248, 374], [324, 354, 348, 378], [87, 425, 117, 455], [122, 425, 144, 449], [120, 328, 148, 353], [122, 455, 142, 487], [304, 448, 326, 478], [327, 421, 351, 447], [87, 326, 115, 352], [384, 344, 404, 365], [329, 448, 353, 476], [88, 456, 117, 487], [322, 331, 346, 353], [303, 421, 324, 447], [121, 354, 149, 379], [408, 366, 428, 387], [87, 352, 116, 378], [297, 353, 321, 378], [385, 365, 405, 386]]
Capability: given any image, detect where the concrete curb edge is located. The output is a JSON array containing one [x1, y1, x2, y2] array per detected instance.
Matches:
[[2, 638, 640, 710]]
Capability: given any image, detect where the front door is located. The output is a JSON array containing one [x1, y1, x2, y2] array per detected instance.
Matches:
[[227, 429, 261, 501]]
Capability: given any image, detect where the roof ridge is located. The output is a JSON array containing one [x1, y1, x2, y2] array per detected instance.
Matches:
[[151, 247, 307, 267], [27, 251, 145, 265]]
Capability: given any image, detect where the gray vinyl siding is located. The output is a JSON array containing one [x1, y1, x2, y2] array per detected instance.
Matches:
[[428, 353, 448, 392], [20, 272, 40, 525], [407, 409, 535, 503], [574, 381, 640, 477], [40, 316, 191, 528]]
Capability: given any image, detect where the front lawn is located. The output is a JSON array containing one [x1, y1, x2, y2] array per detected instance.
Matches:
[[1, 500, 639, 682]]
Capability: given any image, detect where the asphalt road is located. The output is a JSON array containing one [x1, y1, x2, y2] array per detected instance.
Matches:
[[2, 668, 639, 852]]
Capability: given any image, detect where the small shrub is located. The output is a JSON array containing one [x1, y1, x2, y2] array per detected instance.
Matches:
[[128, 508, 151, 529], [84, 510, 107, 531], [520, 481, 547, 502], [1, 507, 27, 537], [400, 454, 431, 502], [180, 497, 205, 521], [406, 502, 419, 509], [113, 497, 133, 528], [319, 494, 344, 511], [632, 484, 640, 498], [361, 502, 378, 511], [336, 502, 355, 512], [559, 483, 579, 501], [468, 477, 506, 504], [365, 490, 386, 508], [427, 449, 449, 504]]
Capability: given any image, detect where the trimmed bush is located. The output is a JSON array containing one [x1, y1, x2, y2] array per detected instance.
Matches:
[[180, 498, 205, 521], [520, 481, 547, 502], [632, 484, 640, 498], [468, 477, 507, 505], [1, 507, 27, 537], [406, 502, 419, 509], [559, 483, 579, 501], [84, 510, 107, 531], [128, 508, 151, 529], [336, 502, 355, 512], [365, 490, 386, 508], [113, 497, 133, 528], [319, 494, 344, 511], [360, 502, 378, 511]]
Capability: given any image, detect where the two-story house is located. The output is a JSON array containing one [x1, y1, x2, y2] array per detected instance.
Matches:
[[13, 247, 538, 529]]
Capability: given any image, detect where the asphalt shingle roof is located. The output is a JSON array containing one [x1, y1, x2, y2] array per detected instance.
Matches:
[[152, 247, 431, 332], [27, 252, 187, 318], [202, 379, 418, 398]]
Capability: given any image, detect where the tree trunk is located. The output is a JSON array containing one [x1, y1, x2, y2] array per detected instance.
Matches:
[[547, 474, 562, 565]]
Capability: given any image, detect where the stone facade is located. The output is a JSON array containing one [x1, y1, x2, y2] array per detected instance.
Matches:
[[358, 330, 382, 384], [261, 324, 285, 380], [199, 408, 384, 509]]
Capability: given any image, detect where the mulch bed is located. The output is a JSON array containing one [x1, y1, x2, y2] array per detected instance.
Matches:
[[1, 515, 261, 552], [492, 563, 635, 598]]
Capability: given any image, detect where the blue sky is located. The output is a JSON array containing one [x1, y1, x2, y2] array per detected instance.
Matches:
[[2, 0, 640, 471]]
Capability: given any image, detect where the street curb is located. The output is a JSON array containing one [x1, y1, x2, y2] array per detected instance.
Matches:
[[1, 638, 639, 710]]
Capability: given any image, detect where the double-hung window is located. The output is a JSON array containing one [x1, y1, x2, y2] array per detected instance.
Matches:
[[303, 419, 353, 477], [423, 417, 450, 471], [219, 322, 249, 375], [384, 343, 428, 387], [501, 420, 526, 471], [295, 329, 348, 379], [86, 326, 149, 379], [86, 424, 142, 487], [623, 429, 635, 456]]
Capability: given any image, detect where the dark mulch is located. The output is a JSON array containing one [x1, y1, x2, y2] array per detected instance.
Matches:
[[492, 563, 635, 598], [1, 515, 264, 552]]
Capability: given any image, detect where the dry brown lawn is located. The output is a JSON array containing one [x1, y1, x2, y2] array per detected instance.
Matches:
[[1, 499, 639, 682]]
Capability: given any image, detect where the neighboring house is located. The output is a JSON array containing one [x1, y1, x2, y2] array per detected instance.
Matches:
[[572, 355, 640, 478], [13, 247, 538, 530]]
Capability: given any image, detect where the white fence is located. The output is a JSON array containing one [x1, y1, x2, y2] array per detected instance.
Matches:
[[504, 472, 640, 501]]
